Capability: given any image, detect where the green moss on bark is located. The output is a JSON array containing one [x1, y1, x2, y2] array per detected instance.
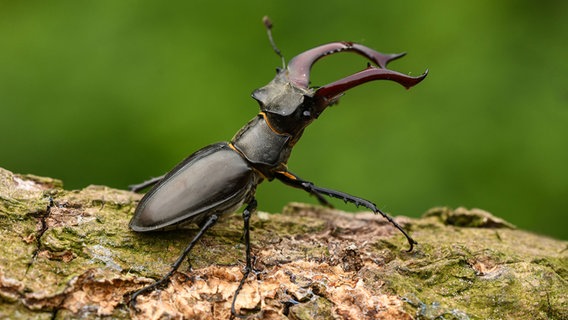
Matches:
[[0, 167, 566, 319]]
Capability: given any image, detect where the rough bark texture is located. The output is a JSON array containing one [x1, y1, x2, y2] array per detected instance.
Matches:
[[0, 167, 566, 319]]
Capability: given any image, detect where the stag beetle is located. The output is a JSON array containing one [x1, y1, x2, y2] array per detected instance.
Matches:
[[129, 17, 427, 316]]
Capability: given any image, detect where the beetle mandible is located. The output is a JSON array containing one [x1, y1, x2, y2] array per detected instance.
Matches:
[[128, 17, 427, 316]]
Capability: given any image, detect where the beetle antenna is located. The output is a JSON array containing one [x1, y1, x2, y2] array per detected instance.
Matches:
[[263, 16, 286, 68]]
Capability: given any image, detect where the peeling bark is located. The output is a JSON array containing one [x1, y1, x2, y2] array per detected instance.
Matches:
[[0, 167, 566, 319]]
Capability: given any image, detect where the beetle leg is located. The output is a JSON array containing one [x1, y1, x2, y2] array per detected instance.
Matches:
[[272, 171, 333, 208], [295, 186, 333, 208], [129, 213, 219, 309], [231, 199, 258, 317], [311, 191, 334, 208], [128, 175, 165, 192], [274, 170, 417, 252]]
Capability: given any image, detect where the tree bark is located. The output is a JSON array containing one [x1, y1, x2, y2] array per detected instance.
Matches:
[[0, 167, 566, 319]]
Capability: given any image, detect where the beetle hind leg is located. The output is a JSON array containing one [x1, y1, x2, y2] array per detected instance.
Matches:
[[128, 174, 165, 192], [129, 213, 219, 310]]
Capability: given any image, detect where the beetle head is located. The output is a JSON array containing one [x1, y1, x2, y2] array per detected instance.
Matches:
[[252, 41, 427, 136]]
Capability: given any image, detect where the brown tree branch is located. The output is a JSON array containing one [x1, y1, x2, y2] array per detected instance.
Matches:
[[0, 167, 566, 319]]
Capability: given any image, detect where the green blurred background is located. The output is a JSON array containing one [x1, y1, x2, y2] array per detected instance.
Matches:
[[1, 1, 566, 239]]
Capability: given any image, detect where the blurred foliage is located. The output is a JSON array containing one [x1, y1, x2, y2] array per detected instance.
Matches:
[[1, 1, 566, 239]]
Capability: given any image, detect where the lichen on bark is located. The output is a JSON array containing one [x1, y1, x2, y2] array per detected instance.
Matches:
[[0, 167, 566, 319]]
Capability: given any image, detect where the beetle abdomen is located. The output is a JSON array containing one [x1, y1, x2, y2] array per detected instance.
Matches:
[[129, 142, 258, 231]]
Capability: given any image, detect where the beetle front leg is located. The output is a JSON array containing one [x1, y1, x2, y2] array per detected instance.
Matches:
[[231, 199, 258, 317], [274, 170, 417, 252], [272, 171, 333, 208]]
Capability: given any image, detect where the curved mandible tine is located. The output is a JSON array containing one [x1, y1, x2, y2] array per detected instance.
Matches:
[[287, 42, 406, 88], [314, 66, 428, 106]]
